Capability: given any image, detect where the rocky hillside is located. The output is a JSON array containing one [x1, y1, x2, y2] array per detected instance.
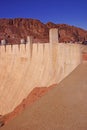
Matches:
[[0, 18, 87, 44]]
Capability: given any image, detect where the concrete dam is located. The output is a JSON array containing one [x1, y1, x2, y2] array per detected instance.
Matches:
[[0, 29, 81, 115]]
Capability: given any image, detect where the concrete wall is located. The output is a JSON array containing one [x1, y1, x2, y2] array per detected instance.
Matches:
[[0, 42, 82, 115]]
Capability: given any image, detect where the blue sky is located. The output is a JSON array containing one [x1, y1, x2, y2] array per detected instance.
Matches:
[[0, 0, 87, 30]]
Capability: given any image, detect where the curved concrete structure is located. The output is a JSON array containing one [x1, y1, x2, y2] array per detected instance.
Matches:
[[0, 43, 81, 115]]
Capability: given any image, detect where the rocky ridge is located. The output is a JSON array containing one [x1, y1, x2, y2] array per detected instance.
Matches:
[[0, 18, 87, 44]]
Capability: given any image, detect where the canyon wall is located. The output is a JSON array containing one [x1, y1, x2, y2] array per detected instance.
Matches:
[[0, 18, 87, 44]]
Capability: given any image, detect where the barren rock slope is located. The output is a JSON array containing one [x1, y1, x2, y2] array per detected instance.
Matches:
[[0, 18, 87, 43]]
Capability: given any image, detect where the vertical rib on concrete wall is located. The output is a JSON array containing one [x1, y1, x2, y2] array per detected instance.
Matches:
[[49, 28, 59, 43]]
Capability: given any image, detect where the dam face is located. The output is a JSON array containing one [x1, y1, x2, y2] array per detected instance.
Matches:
[[0, 29, 81, 115]]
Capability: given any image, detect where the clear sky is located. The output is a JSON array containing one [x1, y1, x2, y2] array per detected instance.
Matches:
[[0, 0, 87, 30]]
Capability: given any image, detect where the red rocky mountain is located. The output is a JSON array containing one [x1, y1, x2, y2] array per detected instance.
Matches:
[[0, 18, 87, 44]]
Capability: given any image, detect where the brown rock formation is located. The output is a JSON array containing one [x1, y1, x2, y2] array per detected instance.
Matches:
[[0, 18, 49, 44], [0, 18, 87, 44], [82, 53, 87, 61]]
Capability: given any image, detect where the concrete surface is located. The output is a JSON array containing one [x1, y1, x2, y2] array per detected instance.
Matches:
[[0, 43, 81, 115], [1, 62, 87, 130]]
